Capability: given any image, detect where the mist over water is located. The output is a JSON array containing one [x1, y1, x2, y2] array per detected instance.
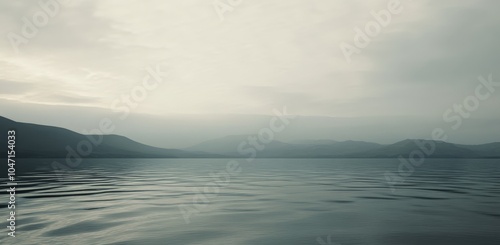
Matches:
[[2, 158, 500, 245]]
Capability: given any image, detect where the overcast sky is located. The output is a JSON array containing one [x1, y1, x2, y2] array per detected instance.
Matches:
[[1, 0, 499, 147]]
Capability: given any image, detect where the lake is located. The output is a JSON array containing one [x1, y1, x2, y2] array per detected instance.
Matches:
[[1, 158, 500, 245]]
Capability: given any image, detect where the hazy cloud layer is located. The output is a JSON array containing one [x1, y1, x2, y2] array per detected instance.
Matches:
[[0, 0, 499, 145]]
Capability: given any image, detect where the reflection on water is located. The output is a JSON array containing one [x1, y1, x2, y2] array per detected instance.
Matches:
[[1, 158, 500, 245]]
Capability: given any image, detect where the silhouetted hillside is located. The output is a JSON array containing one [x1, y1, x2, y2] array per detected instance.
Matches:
[[2, 116, 499, 159], [0, 116, 215, 158]]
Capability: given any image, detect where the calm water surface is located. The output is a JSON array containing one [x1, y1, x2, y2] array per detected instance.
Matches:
[[1, 158, 500, 245]]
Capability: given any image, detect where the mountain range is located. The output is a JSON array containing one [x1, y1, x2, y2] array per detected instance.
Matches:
[[0, 116, 216, 158], [1, 116, 499, 159]]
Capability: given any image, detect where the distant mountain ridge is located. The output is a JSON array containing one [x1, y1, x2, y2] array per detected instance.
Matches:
[[1, 116, 499, 159], [187, 136, 500, 159], [0, 116, 216, 158], [354, 139, 481, 158]]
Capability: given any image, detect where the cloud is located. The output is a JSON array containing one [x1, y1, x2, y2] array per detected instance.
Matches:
[[0, 0, 498, 121], [0, 79, 34, 95]]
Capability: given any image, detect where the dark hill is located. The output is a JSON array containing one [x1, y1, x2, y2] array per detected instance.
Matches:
[[0, 116, 214, 158]]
